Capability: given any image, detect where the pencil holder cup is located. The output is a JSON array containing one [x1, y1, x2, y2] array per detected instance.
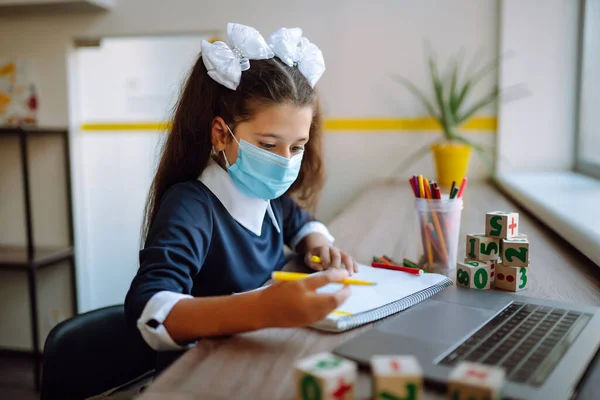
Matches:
[[413, 197, 463, 274]]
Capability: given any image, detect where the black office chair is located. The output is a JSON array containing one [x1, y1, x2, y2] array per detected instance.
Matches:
[[41, 304, 156, 400]]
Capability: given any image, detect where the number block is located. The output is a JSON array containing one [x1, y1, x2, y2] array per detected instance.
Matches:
[[371, 355, 423, 400], [295, 352, 357, 400], [447, 361, 505, 400], [501, 238, 530, 267], [485, 211, 519, 239], [465, 234, 500, 262], [466, 258, 496, 285], [495, 263, 529, 292], [456, 260, 492, 290]]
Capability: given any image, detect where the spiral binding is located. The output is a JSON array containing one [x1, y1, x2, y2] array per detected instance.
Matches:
[[313, 277, 453, 332]]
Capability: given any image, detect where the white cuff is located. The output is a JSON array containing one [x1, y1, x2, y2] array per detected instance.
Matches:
[[289, 221, 335, 251], [137, 291, 196, 351]]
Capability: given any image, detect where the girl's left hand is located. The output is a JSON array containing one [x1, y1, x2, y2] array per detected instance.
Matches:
[[305, 246, 359, 275]]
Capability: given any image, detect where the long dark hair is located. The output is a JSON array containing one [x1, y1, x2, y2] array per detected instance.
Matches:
[[141, 54, 325, 241]]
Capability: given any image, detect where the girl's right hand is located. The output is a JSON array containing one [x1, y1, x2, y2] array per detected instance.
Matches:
[[258, 269, 351, 328]]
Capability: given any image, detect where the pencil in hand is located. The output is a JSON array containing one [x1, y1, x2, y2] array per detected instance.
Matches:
[[271, 271, 375, 286]]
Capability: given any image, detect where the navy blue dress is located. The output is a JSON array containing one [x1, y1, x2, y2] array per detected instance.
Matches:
[[124, 179, 316, 373]]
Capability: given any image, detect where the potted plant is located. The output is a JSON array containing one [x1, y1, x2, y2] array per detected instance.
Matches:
[[392, 48, 514, 187]]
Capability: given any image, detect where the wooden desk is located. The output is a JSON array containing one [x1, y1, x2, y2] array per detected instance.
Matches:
[[137, 183, 600, 400]]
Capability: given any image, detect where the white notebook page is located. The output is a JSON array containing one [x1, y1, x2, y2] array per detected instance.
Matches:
[[316, 264, 450, 315]]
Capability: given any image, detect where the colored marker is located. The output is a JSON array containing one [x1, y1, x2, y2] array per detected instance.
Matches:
[[409, 178, 418, 197], [417, 175, 425, 198], [457, 177, 468, 198], [371, 262, 423, 275], [271, 271, 375, 285]]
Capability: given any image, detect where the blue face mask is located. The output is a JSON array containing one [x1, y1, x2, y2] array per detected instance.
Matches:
[[222, 126, 304, 200]]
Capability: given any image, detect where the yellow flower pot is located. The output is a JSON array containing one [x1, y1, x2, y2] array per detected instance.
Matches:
[[431, 143, 472, 188]]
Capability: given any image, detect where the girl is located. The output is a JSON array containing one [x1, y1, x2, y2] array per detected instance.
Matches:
[[124, 23, 358, 373]]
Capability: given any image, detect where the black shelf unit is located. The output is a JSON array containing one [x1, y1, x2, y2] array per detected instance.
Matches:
[[0, 126, 78, 391]]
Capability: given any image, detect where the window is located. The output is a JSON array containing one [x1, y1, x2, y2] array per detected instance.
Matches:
[[576, 0, 600, 179]]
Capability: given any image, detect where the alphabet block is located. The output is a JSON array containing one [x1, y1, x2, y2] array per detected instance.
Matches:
[[465, 234, 500, 262], [485, 211, 519, 239], [501, 238, 530, 267], [456, 260, 492, 290], [447, 361, 505, 400], [295, 352, 357, 400], [495, 263, 529, 292], [371, 355, 423, 400]]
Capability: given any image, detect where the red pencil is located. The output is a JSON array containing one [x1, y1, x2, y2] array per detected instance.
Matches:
[[412, 176, 420, 198], [371, 262, 423, 275], [408, 178, 418, 197], [457, 177, 468, 198]]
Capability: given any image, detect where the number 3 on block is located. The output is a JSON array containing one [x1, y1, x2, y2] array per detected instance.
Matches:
[[519, 267, 528, 289]]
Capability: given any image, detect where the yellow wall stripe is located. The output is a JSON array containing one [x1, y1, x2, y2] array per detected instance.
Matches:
[[80, 116, 496, 133], [324, 116, 496, 131]]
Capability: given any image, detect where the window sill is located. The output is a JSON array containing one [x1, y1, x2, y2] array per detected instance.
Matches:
[[494, 171, 600, 268]]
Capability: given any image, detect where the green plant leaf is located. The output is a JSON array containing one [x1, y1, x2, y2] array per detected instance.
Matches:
[[456, 85, 500, 126], [454, 81, 471, 114], [449, 59, 460, 115], [390, 74, 440, 119], [468, 51, 513, 90], [464, 45, 486, 79], [389, 138, 443, 178], [428, 55, 452, 138], [449, 134, 494, 170]]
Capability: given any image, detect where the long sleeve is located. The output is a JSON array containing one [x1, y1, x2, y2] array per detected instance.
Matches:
[[124, 182, 213, 350], [278, 195, 334, 251]]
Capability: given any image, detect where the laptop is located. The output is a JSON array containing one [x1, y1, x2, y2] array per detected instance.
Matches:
[[333, 285, 600, 400]]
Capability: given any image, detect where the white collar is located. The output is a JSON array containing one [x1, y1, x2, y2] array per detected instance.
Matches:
[[198, 158, 280, 236]]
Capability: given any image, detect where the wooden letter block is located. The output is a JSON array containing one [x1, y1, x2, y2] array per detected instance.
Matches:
[[501, 238, 530, 267], [295, 352, 357, 400], [495, 263, 529, 292], [465, 234, 500, 262], [456, 260, 492, 290], [371, 355, 423, 400], [485, 211, 519, 239], [447, 361, 505, 400]]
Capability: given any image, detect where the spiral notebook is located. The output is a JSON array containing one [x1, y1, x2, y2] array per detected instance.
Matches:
[[311, 264, 453, 332]]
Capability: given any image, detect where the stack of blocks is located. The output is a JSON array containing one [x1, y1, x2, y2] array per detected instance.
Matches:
[[457, 211, 530, 292], [294, 352, 505, 399]]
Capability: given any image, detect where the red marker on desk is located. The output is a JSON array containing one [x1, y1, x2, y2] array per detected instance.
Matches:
[[371, 262, 423, 275]]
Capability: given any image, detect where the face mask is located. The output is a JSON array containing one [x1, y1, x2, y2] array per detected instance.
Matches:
[[221, 125, 304, 200]]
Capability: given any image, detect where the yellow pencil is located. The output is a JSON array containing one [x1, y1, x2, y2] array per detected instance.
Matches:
[[271, 271, 375, 286], [417, 175, 425, 198], [421, 177, 434, 264]]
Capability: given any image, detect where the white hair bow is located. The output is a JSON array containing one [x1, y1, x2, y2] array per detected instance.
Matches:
[[201, 23, 274, 90], [267, 27, 326, 88]]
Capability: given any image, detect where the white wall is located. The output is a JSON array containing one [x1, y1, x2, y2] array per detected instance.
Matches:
[[496, 0, 580, 174], [0, 0, 498, 349]]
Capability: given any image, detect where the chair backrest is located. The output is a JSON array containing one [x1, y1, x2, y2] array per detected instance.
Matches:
[[41, 304, 156, 400]]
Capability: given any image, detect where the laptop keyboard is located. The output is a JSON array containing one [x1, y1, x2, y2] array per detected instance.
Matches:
[[439, 301, 592, 387]]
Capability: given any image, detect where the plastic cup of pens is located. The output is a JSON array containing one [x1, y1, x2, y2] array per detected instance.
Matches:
[[410, 176, 466, 275]]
